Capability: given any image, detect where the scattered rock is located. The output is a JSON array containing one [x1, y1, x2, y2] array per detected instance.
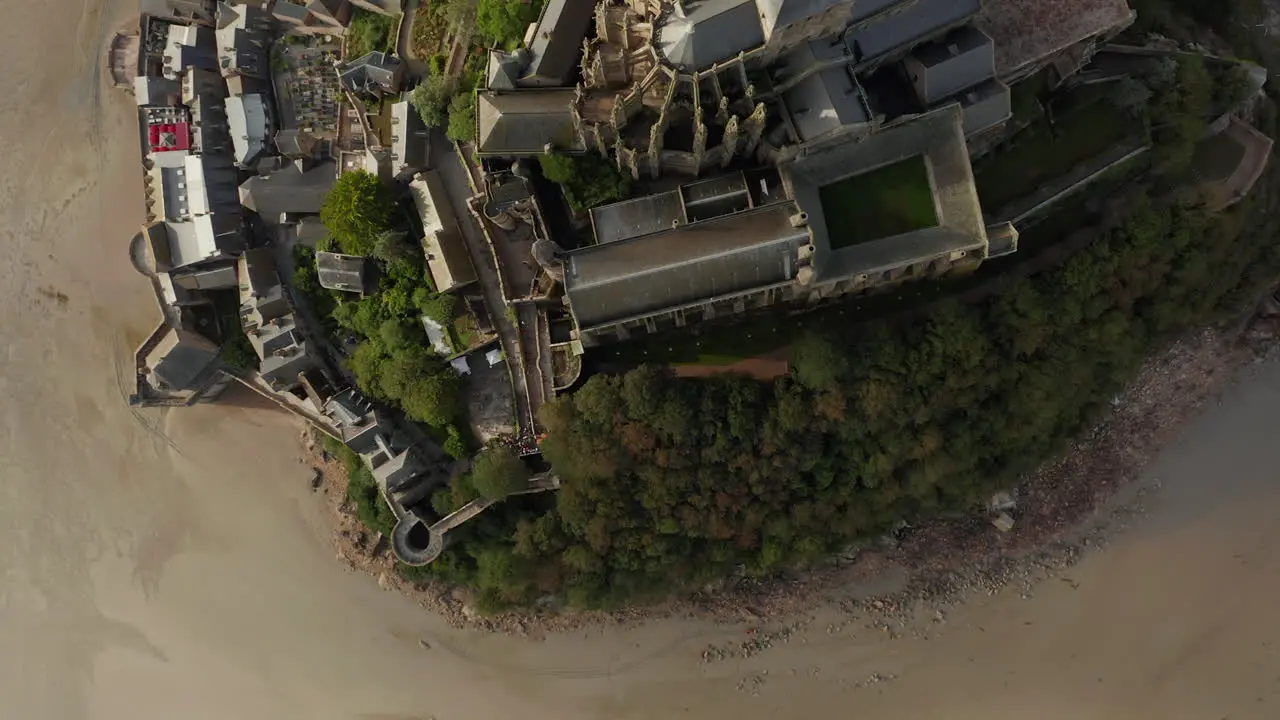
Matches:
[[992, 512, 1016, 533], [377, 572, 392, 590]]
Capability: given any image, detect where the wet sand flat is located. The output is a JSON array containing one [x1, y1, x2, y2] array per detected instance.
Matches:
[[2, 0, 1280, 718]]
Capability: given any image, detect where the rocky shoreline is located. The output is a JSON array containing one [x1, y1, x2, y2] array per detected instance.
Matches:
[[302, 313, 1278, 641]]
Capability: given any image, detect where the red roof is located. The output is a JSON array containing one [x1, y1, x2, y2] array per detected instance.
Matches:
[[148, 122, 191, 152]]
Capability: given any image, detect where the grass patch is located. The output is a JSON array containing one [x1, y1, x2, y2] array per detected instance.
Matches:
[[819, 156, 938, 248], [346, 8, 398, 60], [974, 97, 1133, 210]]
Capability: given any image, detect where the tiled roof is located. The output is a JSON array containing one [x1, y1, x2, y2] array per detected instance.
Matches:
[[976, 0, 1135, 76]]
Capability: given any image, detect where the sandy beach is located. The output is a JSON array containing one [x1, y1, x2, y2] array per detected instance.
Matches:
[[2, 0, 1280, 718]]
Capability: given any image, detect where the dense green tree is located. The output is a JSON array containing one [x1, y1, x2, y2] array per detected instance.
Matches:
[[790, 331, 847, 390], [319, 171, 395, 256], [470, 446, 530, 500], [446, 92, 477, 143], [410, 74, 454, 128], [475, 0, 542, 45], [538, 153, 632, 210]]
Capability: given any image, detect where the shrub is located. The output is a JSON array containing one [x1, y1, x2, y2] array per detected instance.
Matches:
[[470, 445, 529, 500]]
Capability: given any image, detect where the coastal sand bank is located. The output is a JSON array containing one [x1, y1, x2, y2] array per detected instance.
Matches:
[[2, 0, 1280, 718]]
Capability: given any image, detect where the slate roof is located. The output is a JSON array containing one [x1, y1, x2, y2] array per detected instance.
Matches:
[[756, 0, 852, 40], [523, 0, 596, 85], [976, 0, 1135, 77], [844, 0, 980, 65], [590, 190, 685, 245], [227, 93, 269, 166], [906, 26, 995, 103], [657, 0, 764, 70], [340, 51, 401, 94], [316, 251, 369, 293], [476, 90, 584, 155], [782, 65, 870, 143], [147, 327, 222, 391], [564, 202, 811, 329], [409, 171, 478, 291], [390, 100, 429, 177]]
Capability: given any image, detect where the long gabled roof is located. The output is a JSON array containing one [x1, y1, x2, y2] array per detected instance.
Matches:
[[523, 0, 597, 84], [756, 0, 851, 40], [476, 90, 584, 155], [564, 202, 811, 329]]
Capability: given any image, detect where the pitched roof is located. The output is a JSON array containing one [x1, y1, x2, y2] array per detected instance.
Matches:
[[976, 0, 1135, 77], [476, 90, 584, 155], [523, 0, 596, 85], [844, 0, 980, 65], [146, 327, 221, 390], [390, 100, 429, 177], [226, 93, 269, 166], [316, 251, 369, 293], [564, 202, 811, 329], [656, 0, 764, 70], [409, 171, 478, 291], [340, 52, 400, 94], [756, 0, 852, 40], [782, 65, 870, 143]]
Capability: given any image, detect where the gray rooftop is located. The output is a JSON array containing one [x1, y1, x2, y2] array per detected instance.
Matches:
[[147, 327, 222, 391], [757, 0, 853, 40], [238, 160, 335, 220], [476, 90, 584, 155], [783, 104, 987, 281], [947, 78, 1012, 137], [390, 100, 430, 177], [906, 26, 995, 103], [238, 248, 289, 328], [227, 93, 270, 167], [657, 0, 764, 70], [782, 65, 870, 143], [316, 251, 369, 293], [589, 190, 685, 245], [564, 202, 811, 329], [523, 0, 596, 85], [340, 52, 400, 94], [849, 0, 909, 23], [844, 0, 980, 65]]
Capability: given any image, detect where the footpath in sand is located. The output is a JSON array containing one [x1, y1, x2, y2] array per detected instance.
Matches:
[[4, 0, 1280, 716]]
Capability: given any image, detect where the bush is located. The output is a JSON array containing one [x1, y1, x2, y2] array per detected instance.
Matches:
[[346, 8, 397, 60], [446, 92, 476, 143], [319, 171, 396, 256], [443, 424, 469, 459], [324, 434, 397, 536], [538, 153, 632, 211], [429, 53, 447, 75], [475, 0, 542, 46], [470, 445, 529, 500], [410, 75, 454, 128], [220, 328, 259, 372]]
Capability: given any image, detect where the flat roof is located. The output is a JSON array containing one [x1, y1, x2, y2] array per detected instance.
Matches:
[[590, 190, 685, 245]]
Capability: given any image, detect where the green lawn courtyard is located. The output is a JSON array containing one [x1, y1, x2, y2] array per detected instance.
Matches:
[[818, 156, 939, 248]]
